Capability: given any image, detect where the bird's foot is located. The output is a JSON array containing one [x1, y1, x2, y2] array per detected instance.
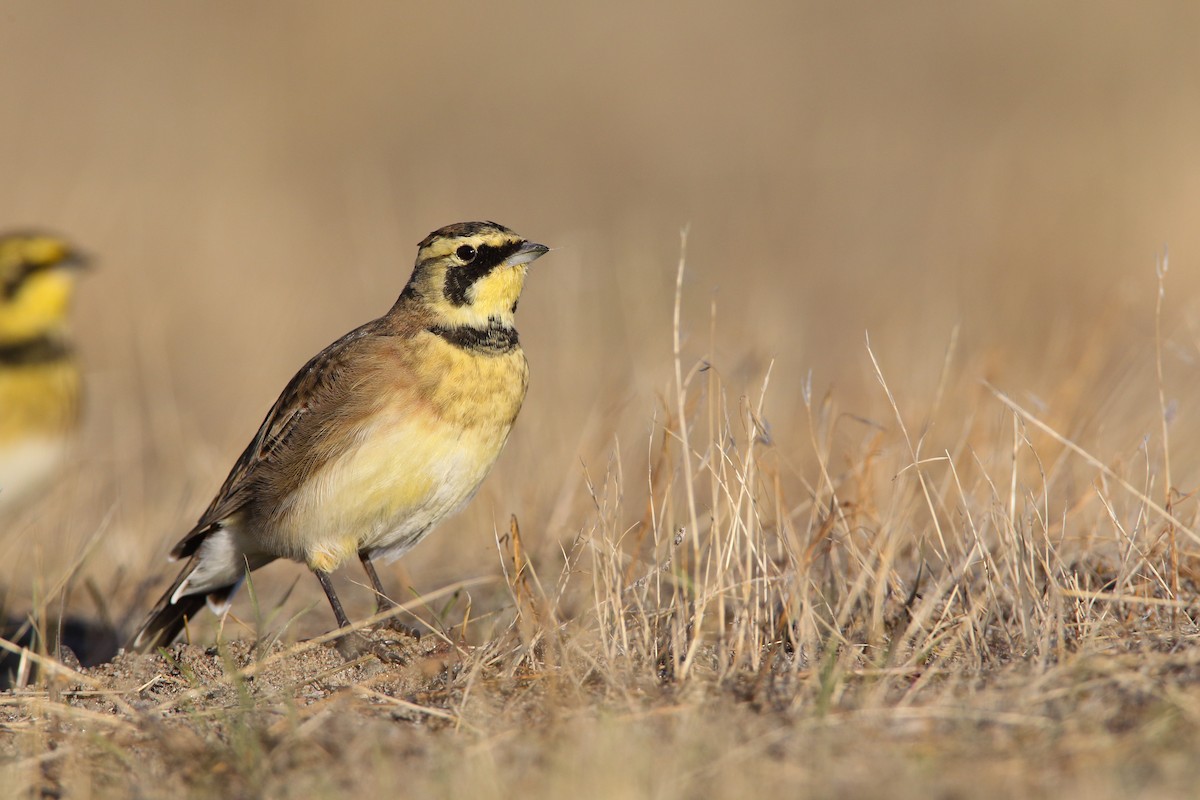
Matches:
[[379, 616, 423, 641], [331, 630, 406, 665], [370, 600, 423, 640]]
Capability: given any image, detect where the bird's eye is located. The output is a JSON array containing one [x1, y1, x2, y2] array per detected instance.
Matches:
[[456, 245, 477, 262]]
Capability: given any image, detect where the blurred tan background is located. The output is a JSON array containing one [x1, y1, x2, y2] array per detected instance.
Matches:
[[4, 2, 1200, 636]]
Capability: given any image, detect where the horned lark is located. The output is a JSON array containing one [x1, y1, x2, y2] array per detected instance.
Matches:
[[131, 221, 550, 655], [0, 232, 87, 514]]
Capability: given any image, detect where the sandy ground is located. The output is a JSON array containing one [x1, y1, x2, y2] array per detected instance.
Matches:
[[5, 3, 1200, 797]]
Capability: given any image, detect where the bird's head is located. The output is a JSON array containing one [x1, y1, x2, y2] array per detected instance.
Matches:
[[0, 232, 87, 345], [399, 221, 549, 329]]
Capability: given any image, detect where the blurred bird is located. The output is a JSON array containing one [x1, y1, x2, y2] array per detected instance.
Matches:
[[0, 232, 87, 514], [131, 221, 550, 656]]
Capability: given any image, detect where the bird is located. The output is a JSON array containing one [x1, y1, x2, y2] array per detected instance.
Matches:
[[130, 221, 550, 656], [0, 232, 88, 515]]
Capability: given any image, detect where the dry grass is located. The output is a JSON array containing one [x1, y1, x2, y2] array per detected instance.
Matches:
[[6, 3, 1200, 798], [6, 241, 1200, 798]]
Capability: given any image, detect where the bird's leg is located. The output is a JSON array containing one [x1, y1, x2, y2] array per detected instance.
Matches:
[[358, 552, 422, 639], [358, 553, 394, 614], [315, 569, 353, 628], [313, 569, 403, 663]]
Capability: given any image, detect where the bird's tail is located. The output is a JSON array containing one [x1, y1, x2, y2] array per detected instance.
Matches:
[[127, 558, 239, 653]]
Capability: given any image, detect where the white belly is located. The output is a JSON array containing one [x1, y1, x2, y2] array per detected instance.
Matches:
[[267, 414, 511, 571], [0, 436, 68, 513]]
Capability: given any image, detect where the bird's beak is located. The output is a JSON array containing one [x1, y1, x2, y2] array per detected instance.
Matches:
[[60, 251, 91, 271], [503, 240, 550, 268]]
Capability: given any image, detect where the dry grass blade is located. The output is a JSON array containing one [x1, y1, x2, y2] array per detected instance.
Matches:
[[988, 384, 1200, 552]]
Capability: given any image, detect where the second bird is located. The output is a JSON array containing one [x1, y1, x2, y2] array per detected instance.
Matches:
[[131, 221, 550, 655]]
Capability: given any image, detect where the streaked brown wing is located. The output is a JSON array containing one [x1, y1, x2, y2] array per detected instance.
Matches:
[[169, 320, 386, 559]]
